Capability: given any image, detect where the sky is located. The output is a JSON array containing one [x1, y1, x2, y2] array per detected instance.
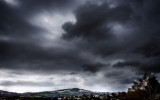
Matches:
[[0, 0, 160, 93]]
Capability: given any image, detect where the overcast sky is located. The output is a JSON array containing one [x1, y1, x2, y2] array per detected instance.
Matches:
[[0, 0, 160, 93]]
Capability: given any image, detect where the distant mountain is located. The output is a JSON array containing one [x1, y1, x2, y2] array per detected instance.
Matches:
[[22, 88, 93, 98], [0, 90, 20, 97], [0, 88, 109, 98], [55, 88, 91, 93]]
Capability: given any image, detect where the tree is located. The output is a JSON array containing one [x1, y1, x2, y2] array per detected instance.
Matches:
[[119, 92, 127, 100], [127, 90, 142, 100], [128, 72, 160, 100]]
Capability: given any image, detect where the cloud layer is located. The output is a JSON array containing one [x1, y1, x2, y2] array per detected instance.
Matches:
[[0, 0, 160, 92]]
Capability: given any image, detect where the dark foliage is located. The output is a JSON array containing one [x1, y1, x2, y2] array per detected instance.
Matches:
[[128, 72, 160, 100]]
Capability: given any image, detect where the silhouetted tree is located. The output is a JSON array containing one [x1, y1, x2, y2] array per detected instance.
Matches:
[[129, 72, 160, 100]]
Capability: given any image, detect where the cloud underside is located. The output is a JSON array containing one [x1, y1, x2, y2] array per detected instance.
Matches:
[[0, 0, 160, 92]]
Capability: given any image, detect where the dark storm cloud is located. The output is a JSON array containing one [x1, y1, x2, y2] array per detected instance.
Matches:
[[0, 1, 45, 38], [122, 0, 160, 73], [139, 56, 160, 73], [134, 42, 159, 57], [62, 2, 134, 58], [0, 41, 92, 71], [62, 0, 160, 73], [20, 0, 75, 10], [17, 0, 77, 17], [82, 63, 106, 73], [105, 71, 134, 84], [0, 1, 46, 70], [0, 0, 160, 91], [0, 0, 77, 42], [0, 0, 77, 36], [0, 0, 135, 73], [0, 0, 91, 72], [113, 61, 140, 68], [62, 3, 132, 39]]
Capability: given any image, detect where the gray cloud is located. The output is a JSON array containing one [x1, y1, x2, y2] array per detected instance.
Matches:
[[113, 61, 141, 68], [0, 81, 54, 87]]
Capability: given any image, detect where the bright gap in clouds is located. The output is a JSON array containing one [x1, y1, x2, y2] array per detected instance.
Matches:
[[0, 69, 83, 93], [0, 69, 132, 93], [30, 12, 76, 40]]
